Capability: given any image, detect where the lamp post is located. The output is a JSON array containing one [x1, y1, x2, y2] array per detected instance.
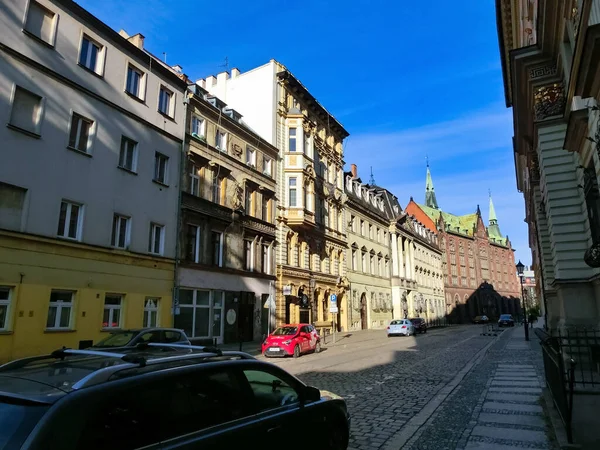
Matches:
[[516, 260, 529, 341]]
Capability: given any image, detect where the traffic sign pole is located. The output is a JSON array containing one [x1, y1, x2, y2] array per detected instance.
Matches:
[[330, 294, 338, 344]]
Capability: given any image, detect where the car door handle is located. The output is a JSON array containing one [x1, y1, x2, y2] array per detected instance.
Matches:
[[267, 425, 282, 433]]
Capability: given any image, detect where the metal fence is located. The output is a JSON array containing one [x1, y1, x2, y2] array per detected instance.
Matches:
[[534, 327, 600, 443]]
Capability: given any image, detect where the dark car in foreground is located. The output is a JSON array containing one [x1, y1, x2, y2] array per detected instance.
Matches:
[[0, 345, 350, 450], [409, 318, 427, 334], [473, 315, 489, 324], [498, 314, 515, 327], [90, 327, 190, 349]]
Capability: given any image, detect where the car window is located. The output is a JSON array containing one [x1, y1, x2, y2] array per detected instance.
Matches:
[[272, 326, 298, 336], [163, 331, 181, 343], [93, 332, 135, 347], [78, 370, 251, 449], [390, 320, 400, 325], [138, 331, 160, 343], [300, 326, 309, 333], [243, 370, 300, 412], [0, 400, 49, 450]]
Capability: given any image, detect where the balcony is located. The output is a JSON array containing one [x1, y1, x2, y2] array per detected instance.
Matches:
[[286, 207, 316, 228]]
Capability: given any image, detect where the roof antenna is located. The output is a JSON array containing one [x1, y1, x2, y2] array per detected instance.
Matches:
[[162, 52, 167, 63], [369, 166, 376, 185], [219, 56, 229, 72]]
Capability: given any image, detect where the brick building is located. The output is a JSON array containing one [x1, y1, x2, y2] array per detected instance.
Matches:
[[405, 166, 521, 322]]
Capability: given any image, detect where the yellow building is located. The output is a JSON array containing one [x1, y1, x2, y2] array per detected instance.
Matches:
[[0, 231, 174, 362]]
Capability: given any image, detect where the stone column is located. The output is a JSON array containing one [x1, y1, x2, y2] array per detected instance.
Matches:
[[404, 239, 412, 280], [391, 233, 399, 276], [398, 235, 405, 277]]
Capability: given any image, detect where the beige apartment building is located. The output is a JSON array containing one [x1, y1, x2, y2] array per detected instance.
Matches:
[[344, 165, 393, 330], [175, 85, 278, 344], [198, 60, 350, 331], [497, 0, 600, 329]]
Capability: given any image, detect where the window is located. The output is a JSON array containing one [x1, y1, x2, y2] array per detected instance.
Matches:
[[246, 146, 256, 167], [362, 251, 367, 272], [212, 173, 223, 204], [352, 249, 357, 271], [288, 178, 297, 207], [360, 220, 365, 236], [47, 291, 73, 330], [385, 259, 389, 277], [126, 65, 144, 99], [304, 133, 310, 155], [263, 156, 272, 177], [0, 287, 11, 331], [24, 1, 56, 45], [143, 298, 159, 328], [243, 369, 300, 411], [9, 86, 43, 135], [154, 152, 169, 184], [288, 128, 297, 152], [148, 223, 164, 255], [215, 130, 227, 152], [262, 197, 270, 223], [244, 239, 254, 271], [211, 231, 223, 267], [111, 214, 130, 249], [57, 200, 83, 240], [175, 290, 224, 339], [370, 255, 375, 275], [79, 36, 103, 74], [186, 224, 201, 263], [262, 243, 272, 274], [191, 116, 205, 137], [118, 136, 138, 172], [158, 86, 173, 116], [245, 186, 253, 216], [0, 182, 26, 231], [68, 113, 94, 153], [103, 295, 123, 329], [189, 164, 200, 196]]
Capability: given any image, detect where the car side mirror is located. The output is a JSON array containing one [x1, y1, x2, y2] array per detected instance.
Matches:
[[304, 386, 321, 403]]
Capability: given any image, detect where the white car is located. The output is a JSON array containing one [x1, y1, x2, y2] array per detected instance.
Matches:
[[387, 319, 414, 337]]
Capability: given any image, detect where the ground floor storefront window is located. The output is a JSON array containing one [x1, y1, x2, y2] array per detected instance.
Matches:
[[175, 289, 224, 343]]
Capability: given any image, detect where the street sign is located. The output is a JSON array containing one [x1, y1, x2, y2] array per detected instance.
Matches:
[[329, 294, 338, 313]]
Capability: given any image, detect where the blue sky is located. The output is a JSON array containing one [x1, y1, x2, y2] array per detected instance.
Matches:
[[78, 0, 529, 264]]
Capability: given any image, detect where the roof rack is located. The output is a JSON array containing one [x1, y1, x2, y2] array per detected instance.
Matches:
[[141, 342, 223, 354]]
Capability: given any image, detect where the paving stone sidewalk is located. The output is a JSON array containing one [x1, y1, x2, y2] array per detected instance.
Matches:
[[401, 326, 557, 450]]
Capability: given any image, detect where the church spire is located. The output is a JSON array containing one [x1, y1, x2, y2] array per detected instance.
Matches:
[[425, 163, 439, 209], [487, 191, 502, 238]]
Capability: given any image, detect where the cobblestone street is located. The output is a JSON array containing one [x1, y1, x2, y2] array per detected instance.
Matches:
[[262, 325, 555, 450]]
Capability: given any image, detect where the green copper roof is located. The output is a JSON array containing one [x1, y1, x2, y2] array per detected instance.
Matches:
[[425, 165, 439, 209], [487, 195, 505, 245], [489, 195, 498, 223]]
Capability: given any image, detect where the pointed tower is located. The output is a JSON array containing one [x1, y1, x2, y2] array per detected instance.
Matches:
[[488, 193, 502, 238], [425, 164, 439, 209]]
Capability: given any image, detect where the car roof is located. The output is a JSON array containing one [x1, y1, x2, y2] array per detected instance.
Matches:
[[104, 327, 184, 334], [0, 346, 253, 404]]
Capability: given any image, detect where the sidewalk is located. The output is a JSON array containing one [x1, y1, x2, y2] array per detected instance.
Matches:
[[462, 326, 555, 450]]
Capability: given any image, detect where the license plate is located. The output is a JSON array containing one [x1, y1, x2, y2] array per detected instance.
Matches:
[[270, 347, 281, 352]]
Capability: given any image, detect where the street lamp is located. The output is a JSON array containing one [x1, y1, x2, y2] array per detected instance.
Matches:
[[516, 260, 529, 341]]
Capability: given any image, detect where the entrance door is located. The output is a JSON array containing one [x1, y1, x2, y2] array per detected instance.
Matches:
[[238, 292, 255, 342], [360, 293, 367, 330]]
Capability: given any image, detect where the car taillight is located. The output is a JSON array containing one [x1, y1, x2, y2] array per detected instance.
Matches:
[[401, 325, 406, 329], [387, 326, 390, 329]]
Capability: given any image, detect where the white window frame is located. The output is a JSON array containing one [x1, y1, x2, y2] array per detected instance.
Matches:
[[158, 86, 174, 117], [125, 64, 145, 100], [78, 34, 105, 75], [111, 213, 130, 249], [47, 291, 74, 330], [244, 239, 254, 271], [263, 156, 272, 177], [191, 116, 205, 137], [154, 152, 169, 185], [103, 294, 123, 329], [211, 231, 223, 267], [148, 222, 165, 255], [24, 1, 58, 46], [0, 287, 12, 331], [190, 164, 200, 196], [67, 112, 95, 154], [118, 136, 139, 172], [215, 130, 228, 152], [246, 146, 256, 167], [352, 249, 357, 271], [288, 127, 297, 152], [262, 243, 272, 275], [188, 224, 201, 263], [57, 200, 83, 241], [143, 298, 159, 327], [288, 177, 297, 207]]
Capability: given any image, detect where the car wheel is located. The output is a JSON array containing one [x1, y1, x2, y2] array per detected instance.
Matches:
[[293, 344, 300, 358], [327, 421, 349, 450], [315, 341, 322, 353]]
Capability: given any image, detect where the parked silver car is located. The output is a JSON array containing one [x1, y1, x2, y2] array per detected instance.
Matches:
[[387, 319, 414, 337]]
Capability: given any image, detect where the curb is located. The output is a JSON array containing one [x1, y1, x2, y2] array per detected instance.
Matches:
[[383, 331, 502, 450]]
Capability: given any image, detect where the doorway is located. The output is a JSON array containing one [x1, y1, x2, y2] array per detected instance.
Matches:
[[360, 293, 367, 330], [238, 292, 255, 342]]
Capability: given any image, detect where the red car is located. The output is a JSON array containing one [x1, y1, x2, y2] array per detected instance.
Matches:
[[262, 323, 322, 358]]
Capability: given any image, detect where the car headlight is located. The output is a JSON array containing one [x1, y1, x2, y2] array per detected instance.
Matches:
[[282, 339, 292, 345]]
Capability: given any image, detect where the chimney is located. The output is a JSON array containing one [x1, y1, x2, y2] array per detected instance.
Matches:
[[127, 33, 145, 49], [196, 79, 206, 89], [351, 164, 358, 179], [216, 71, 229, 84], [231, 68, 240, 78], [118, 29, 130, 39], [205, 75, 216, 87]]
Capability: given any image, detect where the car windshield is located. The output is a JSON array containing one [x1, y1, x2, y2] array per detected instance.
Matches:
[[0, 399, 49, 449], [500, 315, 512, 320], [272, 326, 298, 336], [93, 331, 136, 347], [390, 320, 402, 325]]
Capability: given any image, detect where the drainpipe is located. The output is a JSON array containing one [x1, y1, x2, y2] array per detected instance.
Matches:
[[173, 89, 190, 324]]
